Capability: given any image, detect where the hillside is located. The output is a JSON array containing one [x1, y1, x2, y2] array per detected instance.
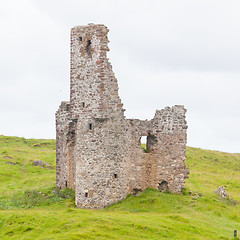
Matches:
[[0, 135, 239, 240]]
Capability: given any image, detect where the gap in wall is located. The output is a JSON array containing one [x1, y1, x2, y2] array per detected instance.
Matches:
[[140, 136, 147, 152]]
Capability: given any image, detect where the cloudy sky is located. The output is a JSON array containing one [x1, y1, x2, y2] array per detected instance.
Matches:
[[0, 0, 239, 153]]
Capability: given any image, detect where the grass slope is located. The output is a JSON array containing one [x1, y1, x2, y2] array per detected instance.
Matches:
[[0, 136, 239, 240]]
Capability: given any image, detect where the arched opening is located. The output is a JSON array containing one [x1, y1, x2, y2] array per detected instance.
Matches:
[[158, 181, 169, 192]]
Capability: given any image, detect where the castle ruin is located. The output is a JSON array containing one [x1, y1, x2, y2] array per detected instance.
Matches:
[[56, 24, 189, 209]]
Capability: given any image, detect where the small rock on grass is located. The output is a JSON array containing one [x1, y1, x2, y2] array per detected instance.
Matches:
[[32, 159, 52, 169], [6, 161, 17, 165], [215, 186, 229, 198]]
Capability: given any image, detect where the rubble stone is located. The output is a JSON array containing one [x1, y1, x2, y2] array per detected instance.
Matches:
[[215, 186, 229, 198]]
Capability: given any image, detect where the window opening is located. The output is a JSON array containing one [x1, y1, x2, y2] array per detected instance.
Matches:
[[79, 36, 82, 41], [89, 123, 92, 130], [86, 39, 92, 56], [82, 102, 85, 107], [85, 192, 88, 197], [140, 136, 149, 153], [87, 39, 91, 46], [114, 174, 118, 178]]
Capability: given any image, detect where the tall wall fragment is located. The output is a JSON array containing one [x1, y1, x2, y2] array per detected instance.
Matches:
[[56, 24, 189, 209]]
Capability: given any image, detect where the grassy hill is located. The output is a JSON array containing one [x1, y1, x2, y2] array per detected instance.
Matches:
[[0, 135, 239, 240]]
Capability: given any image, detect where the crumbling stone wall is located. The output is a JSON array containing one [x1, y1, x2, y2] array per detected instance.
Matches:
[[56, 24, 189, 209]]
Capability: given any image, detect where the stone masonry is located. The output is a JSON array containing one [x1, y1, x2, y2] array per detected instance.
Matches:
[[56, 24, 189, 209]]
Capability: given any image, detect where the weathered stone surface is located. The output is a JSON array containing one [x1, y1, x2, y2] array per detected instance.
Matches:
[[56, 24, 189, 209]]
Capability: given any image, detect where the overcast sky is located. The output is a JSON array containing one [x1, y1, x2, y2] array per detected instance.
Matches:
[[0, 0, 239, 153]]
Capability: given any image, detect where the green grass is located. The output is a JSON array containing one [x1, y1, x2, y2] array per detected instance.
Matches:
[[0, 135, 240, 239]]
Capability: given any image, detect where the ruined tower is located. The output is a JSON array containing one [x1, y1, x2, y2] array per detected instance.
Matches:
[[56, 24, 189, 209]]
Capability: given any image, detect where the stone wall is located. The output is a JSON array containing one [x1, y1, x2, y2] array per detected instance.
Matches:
[[56, 101, 76, 190], [56, 23, 189, 209]]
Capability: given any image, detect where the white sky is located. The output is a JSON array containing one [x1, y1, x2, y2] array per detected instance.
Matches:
[[0, 0, 239, 153]]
